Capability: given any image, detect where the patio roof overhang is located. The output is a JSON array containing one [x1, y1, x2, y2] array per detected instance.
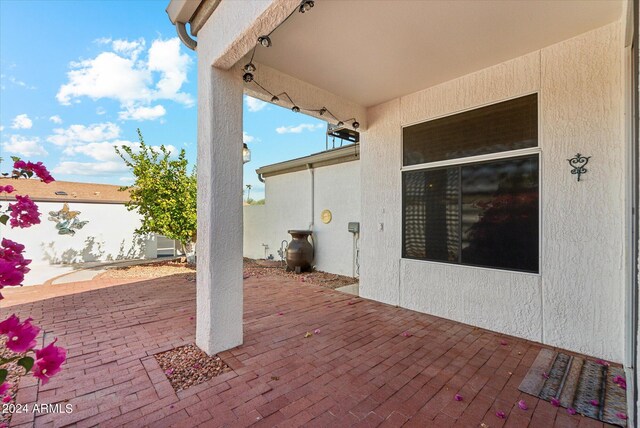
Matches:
[[169, 0, 626, 109]]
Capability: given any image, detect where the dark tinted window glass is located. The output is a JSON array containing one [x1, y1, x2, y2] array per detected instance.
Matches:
[[461, 156, 539, 272], [403, 94, 538, 166], [403, 168, 459, 262]]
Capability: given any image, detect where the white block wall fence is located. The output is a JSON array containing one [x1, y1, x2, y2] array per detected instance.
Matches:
[[243, 145, 361, 278], [1, 180, 163, 285]]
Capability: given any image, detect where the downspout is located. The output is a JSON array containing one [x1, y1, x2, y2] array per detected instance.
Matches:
[[307, 163, 315, 264], [307, 163, 314, 231], [176, 21, 197, 51]]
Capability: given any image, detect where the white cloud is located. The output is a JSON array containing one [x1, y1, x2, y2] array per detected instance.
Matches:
[[49, 115, 63, 124], [1, 75, 36, 90], [2, 135, 48, 157], [57, 52, 151, 106], [56, 37, 193, 121], [11, 114, 33, 129], [62, 140, 131, 162], [96, 107, 107, 115], [243, 132, 255, 144], [52, 161, 129, 176], [147, 38, 193, 106], [275, 123, 324, 134], [245, 96, 267, 112], [118, 104, 166, 121], [112, 38, 145, 60], [47, 122, 121, 146], [63, 140, 176, 162], [0, 125, 4, 132]]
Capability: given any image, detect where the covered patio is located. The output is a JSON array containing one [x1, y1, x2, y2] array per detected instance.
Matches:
[[3, 275, 617, 427]]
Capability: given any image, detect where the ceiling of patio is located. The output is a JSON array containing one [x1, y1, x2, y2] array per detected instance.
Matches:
[[253, 0, 623, 107]]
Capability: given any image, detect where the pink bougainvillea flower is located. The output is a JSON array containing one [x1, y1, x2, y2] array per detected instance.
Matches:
[[616, 412, 628, 420], [495, 411, 506, 419], [589, 399, 599, 407], [8, 195, 41, 228], [567, 408, 577, 415], [595, 359, 610, 366], [0, 382, 10, 396], [32, 339, 66, 385], [454, 394, 463, 401], [500, 340, 508, 346], [0, 314, 21, 335], [5, 317, 40, 353], [165, 368, 174, 375], [0, 239, 31, 287], [1, 395, 10, 403], [550, 398, 560, 407], [0, 185, 15, 193], [13, 160, 54, 184], [518, 400, 528, 410], [278, 312, 284, 316], [314, 329, 321, 334], [542, 372, 550, 379], [401, 331, 412, 337], [0, 421, 7, 428]]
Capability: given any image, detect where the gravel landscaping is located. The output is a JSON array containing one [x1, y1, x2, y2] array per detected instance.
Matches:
[[154, 344, 231, 392], [96, 258, 358, 290], [0, 346, 25, 427]]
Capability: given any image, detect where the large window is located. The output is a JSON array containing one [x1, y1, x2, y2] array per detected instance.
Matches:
[[402, 95, 539, 273]]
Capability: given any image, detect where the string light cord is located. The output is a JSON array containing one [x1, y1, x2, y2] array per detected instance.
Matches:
[[243, 0, 359, 130]]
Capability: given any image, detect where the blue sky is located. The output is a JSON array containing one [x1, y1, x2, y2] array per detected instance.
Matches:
[[0, 0, 333, 200]]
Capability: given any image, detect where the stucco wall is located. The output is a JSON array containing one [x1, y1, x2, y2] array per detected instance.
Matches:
[[360, 22, 626, 361], [4, 202, 156, 285], [243, 160, 361, 277]]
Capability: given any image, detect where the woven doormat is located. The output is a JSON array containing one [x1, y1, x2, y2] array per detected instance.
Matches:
[[518, 349, 628, 426]]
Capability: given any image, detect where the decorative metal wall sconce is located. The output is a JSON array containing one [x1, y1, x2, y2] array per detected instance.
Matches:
[[48, 203, 89, 236], [567, 153, 591, 182]]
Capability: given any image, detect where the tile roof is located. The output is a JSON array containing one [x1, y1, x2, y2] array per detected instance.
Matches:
[[0, 178, 131, 204]]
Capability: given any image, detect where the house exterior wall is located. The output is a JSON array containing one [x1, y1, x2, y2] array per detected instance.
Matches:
[[360, 22, 626, 361], [243, 160, 361, 277], [4, 201, 157, 285]]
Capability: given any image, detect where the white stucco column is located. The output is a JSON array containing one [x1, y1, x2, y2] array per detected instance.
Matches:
[[195, 39, 244, 354]]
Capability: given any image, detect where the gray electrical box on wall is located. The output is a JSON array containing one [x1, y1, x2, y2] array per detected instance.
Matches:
[[348, 222, 360, 233]]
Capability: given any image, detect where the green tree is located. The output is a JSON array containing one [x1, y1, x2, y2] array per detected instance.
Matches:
[[116, 129, 197, 255]]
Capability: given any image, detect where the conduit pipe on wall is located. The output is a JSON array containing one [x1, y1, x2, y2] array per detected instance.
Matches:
[[176, 22, 197, 51], [307, 163, 314, 231]]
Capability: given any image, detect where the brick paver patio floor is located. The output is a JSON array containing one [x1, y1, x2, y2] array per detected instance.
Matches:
[[3, 275, 617, 428]]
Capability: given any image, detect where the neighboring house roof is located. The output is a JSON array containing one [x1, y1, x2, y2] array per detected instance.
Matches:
[[256, 143, 359, 178], [0, 178, 131, 204]]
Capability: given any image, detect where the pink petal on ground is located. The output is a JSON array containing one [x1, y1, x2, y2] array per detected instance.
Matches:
[[495, 411, 506, 419], [542, 372, 550, 379], [567, 408, 577, 415], [278, 312, 284, 316], [189, 317, 194, 320], [347, 301, 355, 305], [2, 395, 10, 403], [193, 363, 201, 369], [165, 369, 174, 375], [589, 400, 599, 407], [454, 394, 463, 401], [616, 413, 628, 420], [518, 400, 528, 410], [595, 359, 610, 366], [500, 340, 508, 346], [401, 331, 412, 337], [550, 398, 560, 407], [314, 329, 321, 334]]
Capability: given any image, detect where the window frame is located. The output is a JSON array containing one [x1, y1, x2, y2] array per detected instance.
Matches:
[[400, 92, 542, 276]]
